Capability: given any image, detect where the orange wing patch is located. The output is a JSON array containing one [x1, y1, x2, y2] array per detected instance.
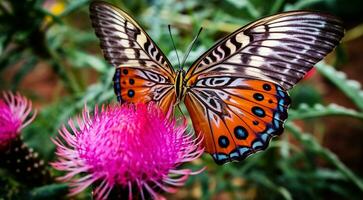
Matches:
[[185, 78, 290, 164], [114, 67, 176, 114]]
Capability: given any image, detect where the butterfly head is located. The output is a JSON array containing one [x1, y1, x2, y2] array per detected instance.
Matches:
[[175, 69, 187, 102]]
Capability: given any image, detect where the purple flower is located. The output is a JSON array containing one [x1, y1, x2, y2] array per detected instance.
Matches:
[[52, 103, 204, 200], [0, 91, 36, 150]]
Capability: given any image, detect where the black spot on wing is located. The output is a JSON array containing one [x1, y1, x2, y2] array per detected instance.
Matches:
[[234, 126, 248, 140], [218, 136, 230, 148], [127, 89, 135, 98]]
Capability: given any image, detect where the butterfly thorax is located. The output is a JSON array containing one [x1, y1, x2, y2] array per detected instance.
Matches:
[[175, 69, 187, 102]]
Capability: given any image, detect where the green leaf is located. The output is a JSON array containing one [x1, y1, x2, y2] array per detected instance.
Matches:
[[269, 0, 285, 14], [67, 49, 108, 73], [250, 172, 293, 200], [284, 0, 326, 10], [289, 103, 363, 120], [28, 183, 68, 200], [286, 122, 363, 192], [59, 0, 90, 17], [316, 62, 363, 111], [225, 0, 248, 9]]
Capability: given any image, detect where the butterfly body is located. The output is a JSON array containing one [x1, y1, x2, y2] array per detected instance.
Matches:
[[175, 69, 187, 103], [90, 1, 344, 164]]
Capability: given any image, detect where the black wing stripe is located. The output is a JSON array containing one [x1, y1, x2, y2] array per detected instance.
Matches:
[[252, 35, 338, 50], [223, 62, 303, 80], [250, 32, 340, 47], [236, 51, 315, 68], [267, 13, 342, 24], [268, 19, 343, 31], [248, 44, 324, 62], [241, 62, 306, 76], [250, 40, 329, 55]]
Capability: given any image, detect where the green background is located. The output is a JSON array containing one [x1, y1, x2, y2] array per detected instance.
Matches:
[[1, 0, 363, 199]]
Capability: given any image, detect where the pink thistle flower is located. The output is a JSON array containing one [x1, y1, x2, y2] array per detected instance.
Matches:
[[0, 91, 36, 150], [52, 103, 204, 200]]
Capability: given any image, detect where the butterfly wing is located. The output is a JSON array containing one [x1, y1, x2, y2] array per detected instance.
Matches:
[[90, 2, 176, 113], [184, 11, 344, 164], [185, 78, 290, 164], [112, 67, 176, 114]]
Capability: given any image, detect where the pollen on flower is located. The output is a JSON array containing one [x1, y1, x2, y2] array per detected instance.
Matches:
[[0, 91, 36, 150], [52, 103, 204, 200]]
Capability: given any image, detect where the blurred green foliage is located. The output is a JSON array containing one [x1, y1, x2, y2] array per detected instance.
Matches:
[[1, 0, 363, 199]]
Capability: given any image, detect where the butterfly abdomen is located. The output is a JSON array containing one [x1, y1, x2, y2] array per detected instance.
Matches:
[[175, 70, 187, 102]]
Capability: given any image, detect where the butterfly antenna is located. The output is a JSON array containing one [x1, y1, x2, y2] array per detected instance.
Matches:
[[181, 27, 203, 68], [168, 25, 181, 69]]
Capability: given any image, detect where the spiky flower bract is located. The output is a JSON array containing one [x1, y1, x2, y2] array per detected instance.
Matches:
[[0, 91, 36, 150], [52, 103, 204, 200]]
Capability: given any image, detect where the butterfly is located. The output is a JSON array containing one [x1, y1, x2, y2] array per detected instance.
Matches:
[[89, 1, 344, 165]]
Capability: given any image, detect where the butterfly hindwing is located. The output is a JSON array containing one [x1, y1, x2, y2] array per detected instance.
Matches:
[[185, 77, 290, 164], [90, 1, 177, 112], [114, 68, 176, 114]]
